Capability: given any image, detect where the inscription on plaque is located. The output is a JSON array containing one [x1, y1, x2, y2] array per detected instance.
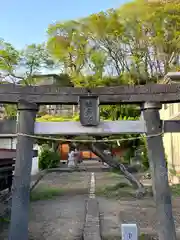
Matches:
[[84, 99, 94, 125], [121, 224, 138, 240], [80, 96, 99, 126]]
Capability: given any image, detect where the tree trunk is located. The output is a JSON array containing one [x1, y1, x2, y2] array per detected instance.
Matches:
[[90, 143, 146, 198]]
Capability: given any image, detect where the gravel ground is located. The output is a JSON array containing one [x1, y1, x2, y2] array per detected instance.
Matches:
[[28, 195, 87, 240], [0, 171, 91, 240]]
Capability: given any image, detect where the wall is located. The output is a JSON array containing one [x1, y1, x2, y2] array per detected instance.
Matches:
[[59, 144, 69, 160], [0, 138, 17, 149], [59, 143, 126, 161], [59, 143, 99, 160], [81, 151, 98, 160], [0, 138, 39, 176], [31, 144, 39, 175], [160, 103, 180, 173]]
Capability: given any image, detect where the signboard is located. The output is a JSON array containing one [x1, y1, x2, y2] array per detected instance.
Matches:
[[79, 96, 99, 126], [121, 224, 138, 240]]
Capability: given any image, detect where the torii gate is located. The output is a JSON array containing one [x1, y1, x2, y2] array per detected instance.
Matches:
[[0, 72, 180, 240]]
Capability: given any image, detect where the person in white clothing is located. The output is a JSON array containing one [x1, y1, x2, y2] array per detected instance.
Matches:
[[68, 147, 75, 168]]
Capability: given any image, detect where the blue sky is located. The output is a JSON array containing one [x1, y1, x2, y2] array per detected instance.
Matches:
[[0, 0, 129, 49]]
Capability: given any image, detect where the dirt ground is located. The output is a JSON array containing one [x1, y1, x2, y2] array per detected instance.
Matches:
[[1, 161, 180, 239], [0, 171, 90, 240], [95, 171, 180, 239]]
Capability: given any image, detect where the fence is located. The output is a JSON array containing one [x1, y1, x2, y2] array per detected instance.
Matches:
[[0, 149, 15, 192], [0, 149, 38, 193]]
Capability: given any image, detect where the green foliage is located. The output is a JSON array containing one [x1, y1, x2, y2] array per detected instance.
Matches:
[[54, 73, 73, 87], [19, 43, 55, 85], [96, 182, 134, 199], [171, 184, 180, 197], [140, 138, 149, 170], [47, 0, 180, 84], [1, 1, 180, 86], [2, 0, 180, 121], [0, 39, 20, 82], [38, 144, 60, 170], [135, 137, 169, 171], [100, 105, 140, 121], [0, 40, 58, 119], [36, 114, 79, 122], [0, 40, 56, 85], [4, 104, 17, 119], [169, 166, 177, 177], [122, 148, 134, 164], [0, 217, 10, 223]]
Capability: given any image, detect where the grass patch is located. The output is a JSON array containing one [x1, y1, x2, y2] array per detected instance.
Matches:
[[0, 217, 10, 224], [171, 184, 180, 196], [104, 171, 126, 181], [30, 186, 64, 201], [96, 182, 135, 199], [127, 183, 180, 197], [108, 169, 132, 178], [106, 182, 130, 190], [109, 168, 122, 175]]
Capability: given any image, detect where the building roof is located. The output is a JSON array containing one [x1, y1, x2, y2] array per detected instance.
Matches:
[[32, 74, 61, 80]]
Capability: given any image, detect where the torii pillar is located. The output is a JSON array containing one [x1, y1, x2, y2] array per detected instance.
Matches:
[[8, 100, 38, 240]]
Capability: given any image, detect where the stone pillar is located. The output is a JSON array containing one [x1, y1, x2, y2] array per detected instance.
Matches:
[[142, 102, 176, 240], [8, 100, 38, 240]]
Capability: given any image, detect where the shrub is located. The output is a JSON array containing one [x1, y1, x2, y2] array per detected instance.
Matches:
[[38, 145, 60, 170], [140, 141, 168, 171], [122, 149, 134, 165], [36, 114, 79, 122], [139, 138, 149, 170]]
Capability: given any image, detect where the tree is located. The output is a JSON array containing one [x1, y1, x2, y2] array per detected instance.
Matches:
[[46, 0, 180, 171], [0, 39, 20, 83], [47, 20, 88, 82], [1, 0, 179, 195], [0, 40, 56, 85], [47, 0, 180, 84], [19, 43, 56, 85], [0, 40, 58, 118], [118, 0, 180, 79]]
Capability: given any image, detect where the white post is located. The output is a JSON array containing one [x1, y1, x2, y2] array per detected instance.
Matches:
[[121, 224, 138, 240]]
